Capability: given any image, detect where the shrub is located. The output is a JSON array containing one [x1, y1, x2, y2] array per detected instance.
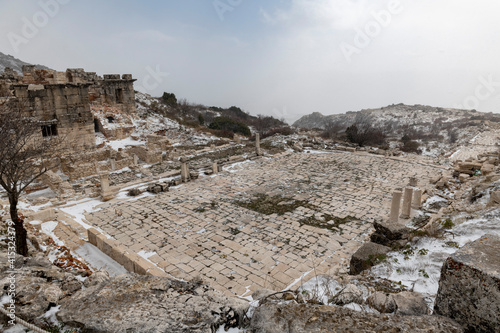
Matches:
[[400, 140, 421, 154], [161, 92, 177, 107], [345, 124, 386, 146], [208, 117, 251, 136]]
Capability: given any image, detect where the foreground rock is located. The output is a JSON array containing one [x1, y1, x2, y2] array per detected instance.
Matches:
[[0, 253, 84, 325], [250, 303, 463, 333], [367, 291, 429, 315], [434, 234, 500, 333], [58, 274, 249, 333]]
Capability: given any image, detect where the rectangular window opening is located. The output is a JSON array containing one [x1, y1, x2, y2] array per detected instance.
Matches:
[[116, 88, 124, 104], [41, 124, 58, 137]]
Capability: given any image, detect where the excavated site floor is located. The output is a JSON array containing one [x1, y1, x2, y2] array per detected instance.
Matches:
[[79, 150, 447, 297]]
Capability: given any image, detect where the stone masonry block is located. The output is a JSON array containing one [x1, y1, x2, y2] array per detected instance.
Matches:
[[95, 234, 107, 251], [100, 238, 116, 257], [147, 267, 168, 277], [110, 245, 127, 264], [134, 257, 155, 275], [434, 234, 500, 333], [122, 252, 140, 273], [87, 228, 100, 246]]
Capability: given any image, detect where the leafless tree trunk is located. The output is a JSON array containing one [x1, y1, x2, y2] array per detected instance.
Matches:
[[0, 99, 63, 256]]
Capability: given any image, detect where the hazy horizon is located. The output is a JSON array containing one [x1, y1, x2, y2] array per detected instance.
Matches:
[[1, 0, 500, 123]]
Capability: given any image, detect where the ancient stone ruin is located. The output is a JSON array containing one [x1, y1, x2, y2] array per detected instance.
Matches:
[[0, 65, 136, 153]]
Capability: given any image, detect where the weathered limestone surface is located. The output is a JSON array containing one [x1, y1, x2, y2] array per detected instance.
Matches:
[[434, 234, 500, 333], [85, 152, 441, 296], [0, 253, 84, 325], [250, 303, 463, 333], [58, 275, 249, 333]]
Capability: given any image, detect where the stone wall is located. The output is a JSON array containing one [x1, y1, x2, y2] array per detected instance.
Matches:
[[126, 146, 163, 164], [12, 83, 96, 151]]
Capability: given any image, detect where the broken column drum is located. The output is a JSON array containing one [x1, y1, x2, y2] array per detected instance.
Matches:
[[390, 190, 402, 223], [99, 172, 114, 201], [412, 189, 422, 209], [400, 187, 413, 219], [180, 157, 190, 182], [255, 133, 261, 156]]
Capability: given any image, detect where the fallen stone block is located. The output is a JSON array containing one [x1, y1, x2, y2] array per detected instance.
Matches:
[[458, 173, 469, 182], [349, 242, 391, 275], [370, 220, 409, 247], [158, 182, 169, 192], [292, 144, 303, 152], [434, 234, 500, 333], [481, 163, 494, 175], [489, 191, 500, 205], [128, 188, 142, 196], [458, 162, 482, 170]]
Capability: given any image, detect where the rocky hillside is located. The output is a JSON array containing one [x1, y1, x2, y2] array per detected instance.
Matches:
[[293, 104, 500, 130], [0, 51, 50, 73]]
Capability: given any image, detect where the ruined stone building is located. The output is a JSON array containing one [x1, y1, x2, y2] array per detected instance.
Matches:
[[0, 65, 136, 151]]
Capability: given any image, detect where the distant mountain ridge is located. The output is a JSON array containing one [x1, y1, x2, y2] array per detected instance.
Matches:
[[292, 104, 483, 129], [0, 51, 51, 73]]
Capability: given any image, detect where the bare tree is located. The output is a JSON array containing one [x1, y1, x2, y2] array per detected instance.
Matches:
[[0, 99, 62, 256], [321, 120, 345, 139]]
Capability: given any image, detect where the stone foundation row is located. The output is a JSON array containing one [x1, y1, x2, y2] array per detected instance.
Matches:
[[87, 228, 168, 278]]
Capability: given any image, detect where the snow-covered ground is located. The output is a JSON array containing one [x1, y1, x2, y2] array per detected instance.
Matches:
[[370, 208, 500, 310]]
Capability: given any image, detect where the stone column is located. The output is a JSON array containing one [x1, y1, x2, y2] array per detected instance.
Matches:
[[390, 190, 402, 223], [133, 154, 138, 166], [180, 157, 189, 182], [99, 172, 114, 201], [412, 189, 422, 209], [255, 133, 261, 156], [400, 187, 413, 219], [212, 161, 218, 174], [110, 158, 116, 171]]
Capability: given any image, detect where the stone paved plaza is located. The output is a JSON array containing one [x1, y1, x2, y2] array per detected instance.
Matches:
[[85, 151, 444, 297]]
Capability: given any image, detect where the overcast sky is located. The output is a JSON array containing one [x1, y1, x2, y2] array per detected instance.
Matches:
[[1, 0, 500, 123]]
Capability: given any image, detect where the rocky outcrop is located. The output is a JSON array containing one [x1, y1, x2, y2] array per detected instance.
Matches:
[[0, 253, 84, 325], [249, 302, 463, 333], [0, 249, 248, 332], [434, 234, 500, 333], [292, 112, 329, 129], [58, 274, 249, 333]]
